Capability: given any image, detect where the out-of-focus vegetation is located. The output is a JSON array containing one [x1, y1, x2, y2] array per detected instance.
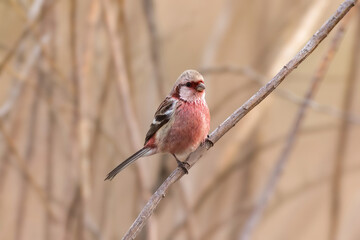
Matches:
[[0, 0, 359, 240]]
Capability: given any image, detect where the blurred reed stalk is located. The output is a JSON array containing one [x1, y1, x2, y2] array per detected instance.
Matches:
[[239, 12, 351, 240], [101, 0, 157, 239], [329, 7, 360, 240]]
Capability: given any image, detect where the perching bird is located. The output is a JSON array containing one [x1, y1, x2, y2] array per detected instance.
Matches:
[[105, 70, 210, 180]]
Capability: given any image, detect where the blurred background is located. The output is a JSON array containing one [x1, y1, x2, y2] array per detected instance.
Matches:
[[0, 0, 359, 239]]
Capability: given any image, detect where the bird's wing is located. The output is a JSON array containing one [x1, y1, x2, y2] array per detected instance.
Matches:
[[144, 97, 178, 144]]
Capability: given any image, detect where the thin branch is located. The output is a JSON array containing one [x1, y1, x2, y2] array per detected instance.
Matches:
[[0, 119, 57, 220], [0, 35, 49, 120], [175, 183, 197, 240], [267, 0, 328, 76], [329, 8, 360, 240], [202, 65, 360, 124], [0, 81, 22, 119], [122, 1, 357, 239], [89, 60, 113, 163], [101, 0, 155, 238], [67, 0, 85, 239], [238, 11, 350, 240], [0, 33, 58, 222], [197, 162, 360, 240], [166, 122, 336, 240], [101, 0, 143, 151], [45, 78, 55, 240], [15, 74, 42, 240], [78, 0, 101, 217], [201, 0, 234, 68], [0, 0, 57, 76], [43, 2, 56, 239], [142, 0, 165, 98]]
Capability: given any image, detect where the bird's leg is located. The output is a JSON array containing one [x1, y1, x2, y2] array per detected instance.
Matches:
[[172, 154, 190, 174]]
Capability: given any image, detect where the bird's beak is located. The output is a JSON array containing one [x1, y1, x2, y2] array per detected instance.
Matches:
[[196, 82, 206, 92]]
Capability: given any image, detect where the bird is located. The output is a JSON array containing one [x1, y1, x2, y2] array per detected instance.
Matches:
[[105, 70, 210, 180]]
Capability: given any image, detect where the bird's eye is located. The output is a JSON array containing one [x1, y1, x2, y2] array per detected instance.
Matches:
[[186, 82, 191, 87]]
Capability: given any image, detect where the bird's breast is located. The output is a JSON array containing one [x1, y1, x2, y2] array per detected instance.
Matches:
[[157, 101, 210, 157]]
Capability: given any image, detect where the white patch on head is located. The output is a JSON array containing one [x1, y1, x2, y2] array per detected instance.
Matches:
[[171, 70, 207, 104], [179, 85, 206, 103]]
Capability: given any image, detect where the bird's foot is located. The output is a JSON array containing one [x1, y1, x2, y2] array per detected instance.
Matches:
[[176, 159, 190, 174], [205, 135, 214, 148]]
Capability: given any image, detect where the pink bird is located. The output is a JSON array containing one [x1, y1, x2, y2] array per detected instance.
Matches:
[[105, 70, 210, 180]]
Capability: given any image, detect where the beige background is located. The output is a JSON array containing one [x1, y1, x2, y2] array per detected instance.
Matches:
[[0, 0, 359, 240]]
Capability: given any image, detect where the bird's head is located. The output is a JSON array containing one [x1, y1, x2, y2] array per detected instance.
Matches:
[[171, 70, 206, 102]]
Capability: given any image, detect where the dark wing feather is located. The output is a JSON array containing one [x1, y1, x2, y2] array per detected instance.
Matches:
[[144, 97, 177, 144]]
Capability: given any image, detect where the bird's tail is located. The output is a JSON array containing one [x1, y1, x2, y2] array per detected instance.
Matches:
[[105, 147, 152, 180]]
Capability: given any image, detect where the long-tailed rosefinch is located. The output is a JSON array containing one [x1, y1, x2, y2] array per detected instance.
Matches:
[[105, 70, 210, 180]]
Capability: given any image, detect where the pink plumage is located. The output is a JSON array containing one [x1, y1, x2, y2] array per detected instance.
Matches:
[[157, 101, 210, 156], [105, 70, 210, 180]]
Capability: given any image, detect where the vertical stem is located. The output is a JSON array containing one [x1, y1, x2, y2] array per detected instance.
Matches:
[[14, 77, 42, 240], [329, 9, 359, 240], [101, 0, 148, 204], [44, 3, 56, 237], [69, 0, 84, 239], [45, 79, 55, 240], [176, 183, 197, 240], [142, 0, 165, 98]]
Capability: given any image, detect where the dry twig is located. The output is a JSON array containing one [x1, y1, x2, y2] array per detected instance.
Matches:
[[329, 8, 360, 240], [15, 75, 42, 240], [142, 0, 165, 98], [198, 162, 360, 240], [166, 122, 336, 240], [122, 1, 357, 239], [239, 10, 350, 240], [102, 0, 156, 238], [0, 0, 57, 76], [202, 66, 360, 124]]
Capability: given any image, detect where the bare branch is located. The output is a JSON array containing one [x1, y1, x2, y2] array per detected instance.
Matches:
[[0, 119, 57, 221], [165, 122, 337, 240], [329, 7, 360, 240], [201, 0, 235, 68], [0, 0, 57, 76], [15, 73, 43, 240], [142, 0, 165, 98], [239, 10, 350, 240], [202, 65, 360, 124], [197, 162, 360, 240], [122, 0, 357, 239], [101, 0, 155, 238]]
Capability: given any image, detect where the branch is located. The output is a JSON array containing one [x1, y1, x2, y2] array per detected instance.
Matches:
[[165, 122, 337, 240], [122, 0, 357, 239], [202, 65, 360, 124], [142, 0, 166, 98], [239, 10, 350, 240], [102, 0, 156, 238], [0, 0, 56, 76], [329, 6, 360, 240], [197, 162, 360, 240]]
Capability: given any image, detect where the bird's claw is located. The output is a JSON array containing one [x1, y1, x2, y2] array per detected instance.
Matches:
[[176, 159, 190, 174], [205, 136, 214, 148]]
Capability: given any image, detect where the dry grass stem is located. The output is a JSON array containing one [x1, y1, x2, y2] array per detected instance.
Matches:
[[101, 0, 156, 238], [329, 9, 360, 240], [142, 0, 165, 98]]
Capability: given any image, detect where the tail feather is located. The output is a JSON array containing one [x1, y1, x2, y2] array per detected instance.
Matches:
[[105, 147, 151, 180]]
